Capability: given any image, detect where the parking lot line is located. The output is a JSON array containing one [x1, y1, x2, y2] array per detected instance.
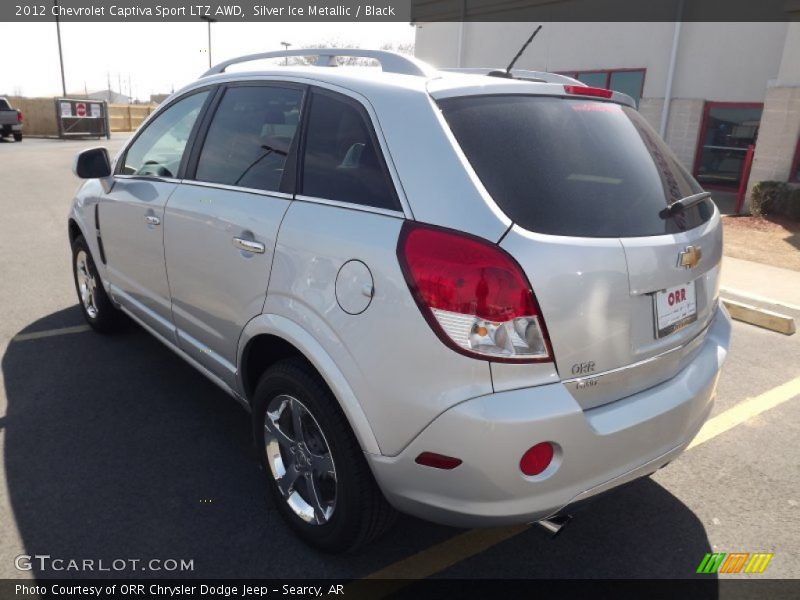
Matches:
[[357, 374, 800, 586], [353, 525, 527, 587], [11, 324, 91, 342], [687, 374, 800, 450]]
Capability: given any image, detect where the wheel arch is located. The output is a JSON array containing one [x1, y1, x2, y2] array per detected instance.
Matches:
[[238, 314, 382, 455], [68, 217, 83, 243]]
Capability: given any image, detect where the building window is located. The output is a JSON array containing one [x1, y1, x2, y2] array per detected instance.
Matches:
[[692, 102, 763, 189], [558, 68, 646, 106], [791, 138, 800, 183]]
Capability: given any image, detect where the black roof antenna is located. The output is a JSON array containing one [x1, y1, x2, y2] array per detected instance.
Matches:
[[489, 25, 543, 79]]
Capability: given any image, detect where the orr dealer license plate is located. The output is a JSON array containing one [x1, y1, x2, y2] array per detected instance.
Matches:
[[655, 281, 697, 338]]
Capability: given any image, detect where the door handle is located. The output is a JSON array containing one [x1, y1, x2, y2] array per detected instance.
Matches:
[[145, 215, 161, 226], [233, 237, 266, 254]]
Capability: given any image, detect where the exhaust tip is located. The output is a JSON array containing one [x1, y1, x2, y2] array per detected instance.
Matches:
[[535, 514, 573, 538]]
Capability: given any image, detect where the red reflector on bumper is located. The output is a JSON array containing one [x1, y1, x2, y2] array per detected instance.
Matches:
[[415, 452, 462, 470], [520, 442, 554, 476]]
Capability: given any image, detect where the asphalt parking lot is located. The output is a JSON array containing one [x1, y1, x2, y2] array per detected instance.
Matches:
[[0, 137, 798, 583]]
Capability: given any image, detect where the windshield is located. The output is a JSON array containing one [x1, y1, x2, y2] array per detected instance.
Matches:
[[438, 95, 712, 238]]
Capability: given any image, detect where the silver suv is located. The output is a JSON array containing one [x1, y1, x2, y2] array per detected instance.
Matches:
[[68, 49, 731, 552]]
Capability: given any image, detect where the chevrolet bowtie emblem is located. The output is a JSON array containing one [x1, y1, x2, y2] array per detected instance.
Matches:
[[678, 245, 702, 269]]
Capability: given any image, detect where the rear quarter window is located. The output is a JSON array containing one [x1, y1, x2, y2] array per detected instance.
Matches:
[[300, 90, 400, 212], [438, 95, 712, 238]]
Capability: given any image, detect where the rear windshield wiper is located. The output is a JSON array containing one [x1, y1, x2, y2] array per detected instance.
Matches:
[[660, 192, 712, 219]]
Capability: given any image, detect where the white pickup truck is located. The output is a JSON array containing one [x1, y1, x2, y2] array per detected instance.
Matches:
[[0, 97, 23, 141]]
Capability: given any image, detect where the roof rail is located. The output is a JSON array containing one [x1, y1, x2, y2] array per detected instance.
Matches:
[[440, 68, 584, 86], [202, 48, 436, 78]]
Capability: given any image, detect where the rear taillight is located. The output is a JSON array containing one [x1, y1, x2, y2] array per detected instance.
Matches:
[[16, 110, 23, 123], [563, 84, 613, 99], [397, 222, 552, 363]]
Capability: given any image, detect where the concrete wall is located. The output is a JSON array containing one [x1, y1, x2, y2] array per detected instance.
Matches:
[[745, 20, 800, 209], [747, 86, 800, 185], [637, 97, 703, 168]]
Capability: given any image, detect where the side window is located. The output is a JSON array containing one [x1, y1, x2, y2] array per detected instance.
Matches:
[[122, 91, 208, 178], [301, 91, 399, 211], [195, 85, 303, 192]]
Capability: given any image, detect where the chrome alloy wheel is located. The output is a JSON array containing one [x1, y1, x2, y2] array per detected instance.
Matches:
[[264, 394, 337, 525], [75, 250, 98, 319]]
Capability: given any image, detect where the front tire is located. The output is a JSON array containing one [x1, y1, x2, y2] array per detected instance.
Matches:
[[252, 358, 396, 552], [71, 234, 124, 332]]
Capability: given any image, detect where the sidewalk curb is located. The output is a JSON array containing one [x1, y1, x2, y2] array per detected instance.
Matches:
[[720, 287, 800, 313], [721, 298, 796, 335]]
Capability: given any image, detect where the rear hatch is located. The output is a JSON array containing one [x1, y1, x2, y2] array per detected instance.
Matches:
[[438, 93, 721, 409]]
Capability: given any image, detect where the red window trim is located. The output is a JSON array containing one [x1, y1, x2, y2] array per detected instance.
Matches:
[[790, 137, 800, 184], [692, 101, 765, 190], [555, 68, 646, 100]]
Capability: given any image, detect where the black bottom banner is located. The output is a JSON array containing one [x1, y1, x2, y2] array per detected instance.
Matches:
[[2, 579, 800, 600]]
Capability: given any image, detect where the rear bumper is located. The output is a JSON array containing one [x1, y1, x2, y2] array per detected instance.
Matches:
[[1, 124, 22, 132], [368, 305, 731, 527]]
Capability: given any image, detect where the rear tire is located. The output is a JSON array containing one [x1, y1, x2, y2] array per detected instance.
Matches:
[[71, 234, 124, 333], [252, 358, 397, 553], [13, 132, 22, 142]]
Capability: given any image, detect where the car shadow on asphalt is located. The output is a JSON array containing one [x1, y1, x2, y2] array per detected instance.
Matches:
[[2, 306, 717, 585]]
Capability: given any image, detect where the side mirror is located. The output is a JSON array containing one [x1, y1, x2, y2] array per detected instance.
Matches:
[[73, 147, 111, 179]]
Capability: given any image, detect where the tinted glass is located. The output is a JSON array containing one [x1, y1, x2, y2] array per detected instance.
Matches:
[[0, 99, 11, 110], [576, 72, 607, 88], [301, 92, 399, 211], [195, 86, 303, 191], [439, 95, 711, 238], [122, 91, 208, 178], [609, 70, 644, 106], [694, 104, 762, 188]]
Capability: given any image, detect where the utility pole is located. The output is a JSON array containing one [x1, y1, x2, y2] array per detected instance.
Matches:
[[201, 16, 216, 68], [128, 73, 132, 102], [54, 0, 67, 96], [281, 41, 292, 65]]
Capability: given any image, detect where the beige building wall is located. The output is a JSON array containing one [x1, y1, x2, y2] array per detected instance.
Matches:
[[746, 20, 800, 207]]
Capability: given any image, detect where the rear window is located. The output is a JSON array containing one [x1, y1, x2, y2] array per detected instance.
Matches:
[[0, 99, 11, 111], [438, 95, 712, 237]]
